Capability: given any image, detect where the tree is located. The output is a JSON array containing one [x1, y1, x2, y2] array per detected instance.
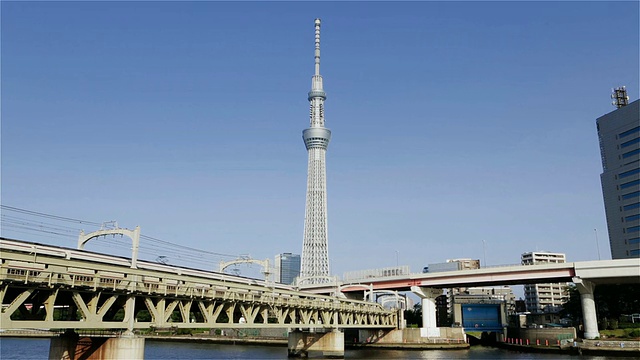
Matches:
[[561, 283, 640, 327], [404, 303, 422, 327]]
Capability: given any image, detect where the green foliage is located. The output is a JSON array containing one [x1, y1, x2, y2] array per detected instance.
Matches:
[[404, 303, 422, 326], [599, 328, 640, 338], [175, 328, 192, 335], [560, 284, 582, 322], [113, 309, 125, 321], [170, 311, 182, 322], [600, 329, 626, 337], [621, 322, 640, 329], [136, 310, 151, 322], [561, 284, 640, 325], [627, 329, 640, 338]]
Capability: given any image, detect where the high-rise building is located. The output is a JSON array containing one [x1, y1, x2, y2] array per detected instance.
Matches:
[[596, 90, 639, 259], [521, 251, 567, 313], [274, 253, 301, 285], [300, 19, 331, 284]]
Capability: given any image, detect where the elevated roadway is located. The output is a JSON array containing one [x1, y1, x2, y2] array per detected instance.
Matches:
[[301, 259, 639, 294], [300, 258, 639, 340]]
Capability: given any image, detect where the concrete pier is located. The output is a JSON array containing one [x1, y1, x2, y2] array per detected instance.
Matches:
[[49, 331, 145, 360], [288, 329, 344, 358], [573, 277, 599, 339], [411, 286, 443, 338]]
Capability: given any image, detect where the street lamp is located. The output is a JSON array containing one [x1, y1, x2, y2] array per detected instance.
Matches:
[[594, 229, 601, 260], [395, 250, 399, 267], [482, 240, 487, 268]]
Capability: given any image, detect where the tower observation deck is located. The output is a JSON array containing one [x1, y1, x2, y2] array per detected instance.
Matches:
[[300, 19, 331, 285]]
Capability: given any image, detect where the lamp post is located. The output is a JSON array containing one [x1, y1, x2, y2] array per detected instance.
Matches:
[[594, 229, 601, 260], [395, 250, 399, 267], [482, 240, 487, 268]]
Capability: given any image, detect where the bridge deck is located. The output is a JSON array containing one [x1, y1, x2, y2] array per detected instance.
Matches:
[[0, 238, 397, 330]]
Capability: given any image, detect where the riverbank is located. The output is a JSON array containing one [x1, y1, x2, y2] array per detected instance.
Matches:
[[144, 334, 287, 347], [0, 331, 469, 350], [348, 342, 469, 350], [2, 330, 637, 355], [147, 334, 472, 350], [498, 339, 640, 357]]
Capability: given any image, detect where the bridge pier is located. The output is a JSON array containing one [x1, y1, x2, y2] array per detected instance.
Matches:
[[49, 330, 145, 360], [288, 329, 344, 358], [411, 286, 442, 338], [573, 277, 599, 339]]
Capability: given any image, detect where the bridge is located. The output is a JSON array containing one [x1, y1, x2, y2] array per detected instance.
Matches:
[[0, 237, 398, 358], [3, 236, 639, 358], [300, 259, 640, 340]]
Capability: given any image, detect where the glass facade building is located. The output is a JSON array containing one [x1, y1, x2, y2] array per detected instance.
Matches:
[[274, 253, 301, 285], [596, 99, 640, 259]]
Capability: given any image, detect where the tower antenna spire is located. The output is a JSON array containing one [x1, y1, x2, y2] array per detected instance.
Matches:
[[301, 18, 331, 285], [314, 18, 321, 76]]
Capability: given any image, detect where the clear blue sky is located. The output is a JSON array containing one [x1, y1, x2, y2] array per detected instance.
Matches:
[[2, 2, 639, 278]]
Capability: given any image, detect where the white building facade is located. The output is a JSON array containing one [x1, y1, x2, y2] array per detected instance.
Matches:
[[521, 251, 567, 313]]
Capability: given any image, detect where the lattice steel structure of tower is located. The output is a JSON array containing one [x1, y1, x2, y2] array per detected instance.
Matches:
[[300, 19, 331, 284]]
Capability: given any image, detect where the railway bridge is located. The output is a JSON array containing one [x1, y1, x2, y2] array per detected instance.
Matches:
[[0, 238, 398, 358]]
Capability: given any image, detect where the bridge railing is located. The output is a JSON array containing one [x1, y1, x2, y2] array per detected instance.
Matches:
[[0, 250, 395, 318]]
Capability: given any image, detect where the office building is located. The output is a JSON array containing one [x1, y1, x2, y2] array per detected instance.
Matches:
[[521, 251, 567, 313], [274, 253, 301, 285], [596, 90, 640, 259]]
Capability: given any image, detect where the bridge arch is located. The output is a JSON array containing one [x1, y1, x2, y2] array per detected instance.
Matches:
[[219, 257, 271, 282], [296, 275, 339, 287], [78, 226, 140, 269], [374, 292, 407, 309]]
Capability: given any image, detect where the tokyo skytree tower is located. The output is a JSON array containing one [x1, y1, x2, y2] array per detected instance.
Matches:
[[300, 19, 331, 284]]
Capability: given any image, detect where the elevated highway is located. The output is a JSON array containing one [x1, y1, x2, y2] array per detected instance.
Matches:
[[300, 258, 639, 340], [301, 259, 640, 294]]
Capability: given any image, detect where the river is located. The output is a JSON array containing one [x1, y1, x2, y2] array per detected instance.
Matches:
[[0, 337, 617, 359]]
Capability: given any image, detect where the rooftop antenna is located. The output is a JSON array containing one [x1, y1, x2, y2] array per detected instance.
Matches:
[[611, 86, 629, 108]]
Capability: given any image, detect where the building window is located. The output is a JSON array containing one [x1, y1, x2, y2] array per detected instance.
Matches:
[[630, 249, 640, 256], [621, 137, 640, 148], [623, 203, 640, 211], [623, 149, 640, 159], [620, 179, 640, 190], [622, 191, 640, 201], [627, 226, 640, 233], [619, 126, 640, 138], [620, 168, 640, 178], [626, 214, 640, 222], [629, 238, 640, 245]]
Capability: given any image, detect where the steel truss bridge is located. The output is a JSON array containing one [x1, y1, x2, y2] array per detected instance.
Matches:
[[0, 238, 398, 331]]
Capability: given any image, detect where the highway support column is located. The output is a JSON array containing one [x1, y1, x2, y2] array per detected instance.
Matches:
[[573, 277, 599, 339], [411, 286, 443, 338], [49, 330, 145, 360], [288, 329, 344, 358]]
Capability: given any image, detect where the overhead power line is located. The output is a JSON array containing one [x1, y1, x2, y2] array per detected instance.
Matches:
[[0, 205, 102, 226], [0, 204, 242, 269]]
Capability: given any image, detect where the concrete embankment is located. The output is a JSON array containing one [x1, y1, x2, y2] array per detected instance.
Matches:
[[349, 342, 469, 350], [498, 339, 640, 357], [1, 328, 471, 350], [345, 327, 469, 350], [142, 334, 470, 350], [0, 330, 57, 338], [143, 334, 287, 346]]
